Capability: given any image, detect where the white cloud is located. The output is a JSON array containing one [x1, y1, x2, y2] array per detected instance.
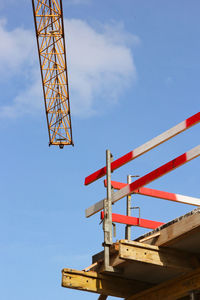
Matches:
[[66, 19, 139, 116], [0, 19, 42, 118], [66, 0, 91, 4], [0, 18, 139, 119], [0, 19, 34, 74], [165, 76, 173, 86], [0, 74, 43, 118]]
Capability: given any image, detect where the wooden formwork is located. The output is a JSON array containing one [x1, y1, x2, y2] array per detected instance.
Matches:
[[62, 208, 200, 299]]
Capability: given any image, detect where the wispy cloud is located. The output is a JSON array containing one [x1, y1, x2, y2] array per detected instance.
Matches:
[[0, 19, 34, 74], [66, 19, 139, 116], [66, 0, 91, 5], [0, 18, 140, 119], [0, 72, 43, 118], [0, 19, 42, 117], [165, 76, 173, 86]]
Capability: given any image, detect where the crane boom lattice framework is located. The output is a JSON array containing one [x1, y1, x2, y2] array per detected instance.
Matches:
[[32, 0, 73, 148]]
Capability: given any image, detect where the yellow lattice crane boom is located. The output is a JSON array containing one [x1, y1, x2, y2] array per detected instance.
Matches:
[[32, 0, 73, 148]]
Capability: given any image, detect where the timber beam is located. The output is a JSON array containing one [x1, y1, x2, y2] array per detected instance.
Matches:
[[126, 266, 200, 300], [93, 240, 199, 271], [62, 268, 152, 298], [114, 240, 198, 271]]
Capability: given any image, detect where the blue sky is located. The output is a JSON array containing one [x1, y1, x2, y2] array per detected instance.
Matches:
[[0, 1, 199, 299]]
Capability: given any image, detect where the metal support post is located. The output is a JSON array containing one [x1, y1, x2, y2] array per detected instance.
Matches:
[[103, 149, 113, 271], [190, 291, 197, 300], [125, 175, 139, 240], [125, 175, 132, 240]]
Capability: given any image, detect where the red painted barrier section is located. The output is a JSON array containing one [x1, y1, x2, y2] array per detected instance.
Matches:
[[104, 180, 177, 202], [85, 112, 200, 186], [101, 211, 164, 229]]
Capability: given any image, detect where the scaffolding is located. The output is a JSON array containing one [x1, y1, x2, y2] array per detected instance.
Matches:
[[62, 112, 200, 299]]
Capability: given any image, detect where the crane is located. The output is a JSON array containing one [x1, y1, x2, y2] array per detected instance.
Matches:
[[32, 0, 73, 148]]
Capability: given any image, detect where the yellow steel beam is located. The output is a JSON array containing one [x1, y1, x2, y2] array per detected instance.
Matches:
[[62, 268, 152, 298], [127, 266, 200, 300], [32, 0, 73, 148]]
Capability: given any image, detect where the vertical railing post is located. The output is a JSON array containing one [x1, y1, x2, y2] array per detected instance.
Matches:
[[125, 175, 132, 240], [103, 149, 113, 271], [190, 291, 196, 300]]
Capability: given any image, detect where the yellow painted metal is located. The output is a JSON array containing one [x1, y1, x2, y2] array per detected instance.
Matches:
[[32, 0, 73, 148]]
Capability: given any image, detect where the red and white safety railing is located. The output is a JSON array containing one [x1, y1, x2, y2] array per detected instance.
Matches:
[[104, 180, 200, 206], [85, 145, 200, 217], [85, 112, 200, 186], [84, 112, 200, 270], [100, 211, 164, 230]]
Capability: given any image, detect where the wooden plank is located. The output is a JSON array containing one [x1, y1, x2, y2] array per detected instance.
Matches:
[[83, 262, 98, 272], [86, 145, 200, 217], [85, 112, 200, 185], [100, 211, 164, 229], [114, 240, 197, 271], [62, 268, 152, 298], [104, 179, 200, 206], [127, 266, 200, 300], [138, 232, 161, 243], [137, 209, 200, 247]]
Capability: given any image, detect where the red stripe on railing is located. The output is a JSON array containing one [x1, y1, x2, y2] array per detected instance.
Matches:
[[186, 112, 200, 128], [85, 112, 200, 186], [101, 211, 164, 229]]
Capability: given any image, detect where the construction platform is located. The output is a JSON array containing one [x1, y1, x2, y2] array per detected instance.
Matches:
[[62, 208, 200, 300]]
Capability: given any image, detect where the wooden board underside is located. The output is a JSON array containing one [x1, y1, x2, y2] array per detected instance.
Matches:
[[127, 266, 200, 300], [62, 208, 200, 298], [92, 239, 200, 284], [91, 208, 200, 284]]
